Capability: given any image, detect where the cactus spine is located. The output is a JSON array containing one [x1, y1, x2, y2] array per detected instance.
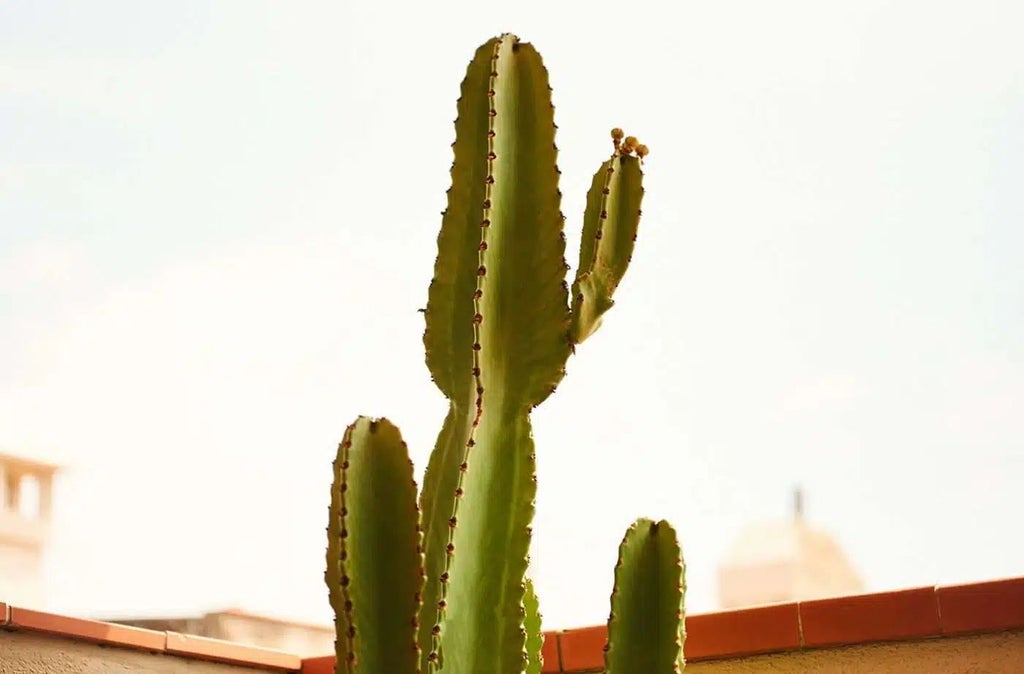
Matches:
[[325, 32, 685, 674]]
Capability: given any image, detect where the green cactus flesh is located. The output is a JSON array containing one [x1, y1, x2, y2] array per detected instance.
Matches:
[[326, 418, 424, 674], [570, 153, 644, 345], [523, 576, 544, 674], [605, 519, 687, 674]]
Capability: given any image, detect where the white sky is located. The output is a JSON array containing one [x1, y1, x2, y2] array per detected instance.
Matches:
[[2, 1, 1022, 630]]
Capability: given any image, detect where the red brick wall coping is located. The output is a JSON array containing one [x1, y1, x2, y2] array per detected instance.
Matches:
[[545, 576, 1024, 673], [303, 576, 1024, 674], [3, 576, 1022, 673], [0, 603, 299, 671]]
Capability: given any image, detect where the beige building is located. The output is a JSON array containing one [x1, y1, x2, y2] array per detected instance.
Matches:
[[717, 489, 863, 609], [0, 451, 58, 610]]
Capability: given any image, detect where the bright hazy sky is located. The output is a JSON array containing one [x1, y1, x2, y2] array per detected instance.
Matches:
[[2, 1, 1022, 630]]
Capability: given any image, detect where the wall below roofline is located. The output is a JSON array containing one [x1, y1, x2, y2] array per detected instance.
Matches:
[[671, 631, 1024, 674]]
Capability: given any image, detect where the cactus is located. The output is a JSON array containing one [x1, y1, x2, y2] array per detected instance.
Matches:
[[326, 418, 423, 674], [325, 32, 685, 674], [604, 519, 687, 674]]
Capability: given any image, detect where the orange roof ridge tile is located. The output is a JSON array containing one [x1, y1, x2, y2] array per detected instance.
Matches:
[[2, 605, 300, 671], [3, 575, 1023, 673], [299, 654, 334, 674], [799, 586, 941, 648], [165, 630, 301, 671], [937, 575, 1024, 636], [510, 576, 1024, 673], [6, 606, 165, 652]]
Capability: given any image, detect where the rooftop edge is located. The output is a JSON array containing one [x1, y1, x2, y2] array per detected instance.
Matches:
[[2, 576, 1022, 673]]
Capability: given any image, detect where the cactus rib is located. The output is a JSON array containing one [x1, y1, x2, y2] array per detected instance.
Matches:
[[605, 519, 687, 674]]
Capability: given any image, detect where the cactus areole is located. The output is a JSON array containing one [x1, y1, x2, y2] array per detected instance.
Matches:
[[325, 33, 685, 674]]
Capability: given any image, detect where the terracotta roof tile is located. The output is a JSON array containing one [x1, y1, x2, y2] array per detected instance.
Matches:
[[557, 624, 605, 672], [541, 629, 562, 673], [165, 631, 300, 671], [300, 654, 335, 674], [298, 642, 565, 674], [6, 575, 1024, 673], [800, 586, 941, 648], [686, 602, 800, 660], [7, 606, 165, 652], [937, 576, 1024, 636]]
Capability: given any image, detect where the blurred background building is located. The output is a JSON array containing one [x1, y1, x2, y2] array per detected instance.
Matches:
[[717, 488, 863, 609], [0, 451, 58, 610], [0, 448, 334, 656]]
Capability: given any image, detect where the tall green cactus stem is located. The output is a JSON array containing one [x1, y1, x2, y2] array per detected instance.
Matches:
[[418, 33, 567, 673], [523, 577, 544, 674], [417, 33, 648, 674], [605, 519, 687, 674], [326, 418, 424, 674]]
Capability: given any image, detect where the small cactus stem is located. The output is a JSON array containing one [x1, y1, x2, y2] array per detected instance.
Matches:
[[328, 418, 424, 674], [425, 35, 501, 674], [604, 519, 686, 674], [568, 151, 618, 348], [569, 135, 645, 346]]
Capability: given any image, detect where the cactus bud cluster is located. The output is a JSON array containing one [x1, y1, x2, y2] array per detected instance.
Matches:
[[612, 128, 649, 162]]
